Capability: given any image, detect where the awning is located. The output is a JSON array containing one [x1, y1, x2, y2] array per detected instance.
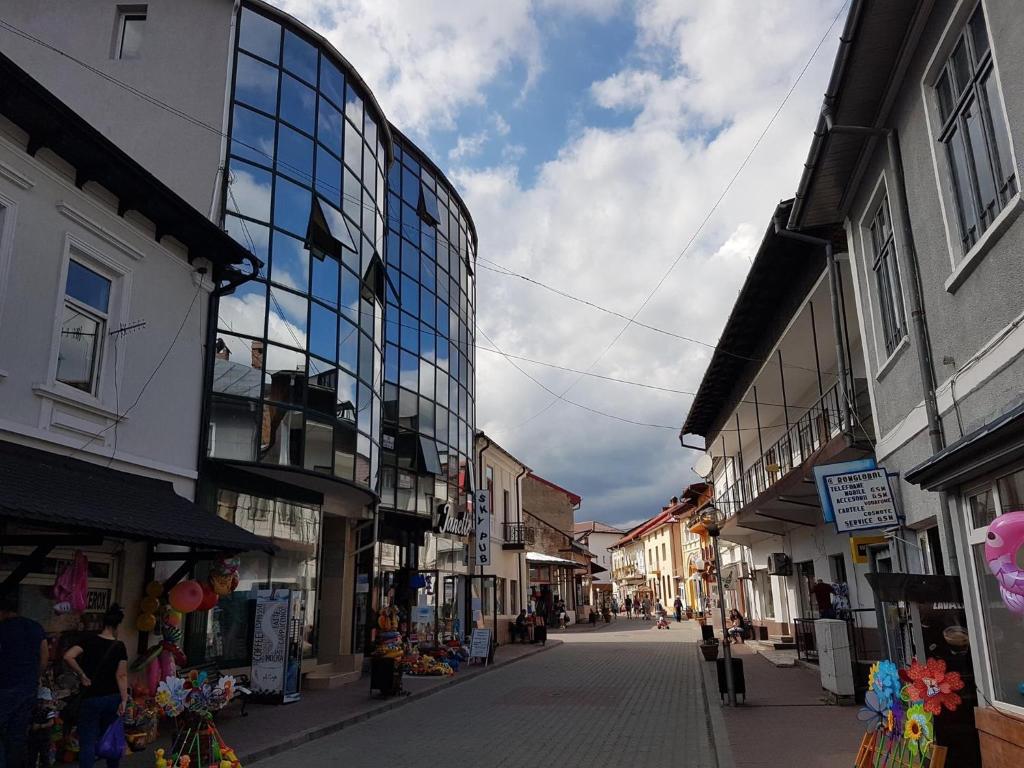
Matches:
[[526, 551, 587, 569], [905, 400, 1024, 492], [589, 561, 607, 575], [0, 441, 275, 553]]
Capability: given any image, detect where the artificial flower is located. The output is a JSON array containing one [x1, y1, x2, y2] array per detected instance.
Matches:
[[857, 690, 886, 730], [906, 657, 964, 715], [904, 703, 934, 757], [156, 676, 187, 717], [869, 660, 902, 710]]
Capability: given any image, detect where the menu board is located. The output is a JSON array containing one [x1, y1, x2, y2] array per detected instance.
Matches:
[[469, 628, 492, 665], [251, 590, 290, 697]]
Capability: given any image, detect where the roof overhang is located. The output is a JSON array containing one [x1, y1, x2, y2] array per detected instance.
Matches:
[[905, 400, 1024, 492], [526, 551, 587, 569], [789, 0, 932, 229]]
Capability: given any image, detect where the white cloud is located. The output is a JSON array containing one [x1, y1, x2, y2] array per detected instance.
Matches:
[[492, 113, 511, 136], [449, 130, 490, 161]]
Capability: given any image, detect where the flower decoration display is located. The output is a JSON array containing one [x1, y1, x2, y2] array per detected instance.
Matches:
[[857, 690, 887, 730], [869, 660, 902, 710], [903, 703, 934, 758], [155, 672, 237, 720], [905, 657, 964, 715]]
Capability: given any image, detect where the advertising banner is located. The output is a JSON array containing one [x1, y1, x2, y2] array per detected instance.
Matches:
[[474, 490, 491, 566], [823, 468, 899, 533], [251, 590, 290, 698]]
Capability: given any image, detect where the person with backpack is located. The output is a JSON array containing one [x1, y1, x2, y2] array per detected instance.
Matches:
[[63, 605, 128, 767]]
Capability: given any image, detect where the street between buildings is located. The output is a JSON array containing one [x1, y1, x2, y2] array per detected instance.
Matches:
[[253, 621, 717, 768]]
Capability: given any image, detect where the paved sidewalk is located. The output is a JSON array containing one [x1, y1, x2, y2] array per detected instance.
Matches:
[[124, 639, 560, 766], [700, 643, 866, 768]]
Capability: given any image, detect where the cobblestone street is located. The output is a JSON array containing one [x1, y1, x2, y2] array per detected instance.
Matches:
[[254, 620, 717, 768]]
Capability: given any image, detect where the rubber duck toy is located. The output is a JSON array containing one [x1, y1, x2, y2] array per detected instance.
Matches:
[[154, 749, 167, 768]]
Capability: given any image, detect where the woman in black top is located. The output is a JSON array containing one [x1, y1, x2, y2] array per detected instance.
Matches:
[[63, 605, 128, 767]]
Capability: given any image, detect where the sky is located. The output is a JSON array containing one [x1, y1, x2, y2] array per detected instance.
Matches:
[[278, 0, 848, 529]]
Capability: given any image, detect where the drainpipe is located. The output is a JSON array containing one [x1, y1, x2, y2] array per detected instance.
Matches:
[[885, 130, 958, 577], [772, 216, 853, 433]]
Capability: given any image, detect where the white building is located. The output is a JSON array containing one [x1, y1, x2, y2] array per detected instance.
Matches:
[[574, 520, 624, 606]]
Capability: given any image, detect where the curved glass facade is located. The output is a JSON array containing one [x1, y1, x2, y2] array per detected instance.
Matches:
[[209, 4, 388, 493], [379, 135, 477, 522]]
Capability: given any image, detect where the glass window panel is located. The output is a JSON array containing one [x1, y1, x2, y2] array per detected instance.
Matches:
[[339, 317, 358, 372], [420, 288, 436, 328], [420, 328, 435, 364], [400, 312, 419, 354], [399, 350, 418, 391], [306, 357, 336, 417], [283, 29, 317, 85], [66, 261, 110, 312], [435, 406, 448, 444], [357, 381, 371, 434], [419, 361, 435, 401], [217, 280, 266, 339], [208, 396, 258, 461], [320, 58, 344, 107], [317, 98, 343, 157], [277, 124, 314, 185], [359, 297, 374, 336], [401, 237, 419, 279], [419, 396, 435, 437], [225, 215, 269, 261], [344, 121, 362, 175], [337, 368, 357, 423], [385, 343, 398, 384], [334, 421, 356, 480], [273, 176, 311, 237], [311, 252, 339, 308], [341, 267, 360, 325], [234, 53, 278, 114], [383, 384, 398, 425], [263, 344, 305, 404], [238, 8, 280, 63], [343, 167, 361, 229], [303, 418, 333, 473], [364, 116, 378, 153], [386, 231, 400, 268], [938, 69, 955, 123], [270, 230, 309, 293], [385, 306, 399, 346], [355, 433, 371, 487], [345, 87, 363, 128], [309, 301, 337, 361], [982, 71, 1015, 191], [400, 274, 419, 314], [259, 406, 303, 466], [436, 337, 449, 374], [57, 303, 101, 391], [400, 166, 418, 207], [212, 333, 262, 398], [965, 100, 998, 219], [947, 126, 978, 248], [972, 544, 1024, 707], [231, 104, 275, 167], [435, 367, 448, 407], [969, 489, 995, 531], [358, 332, 373, 384], [267, 286, 307, 349], [969, 5, 989, 63], [398, 387, 417, 430], [951, 40, 971, 96], [279, 73, 316, 134], [227, 160, 272, 223], [996, 469, 1024, 510]]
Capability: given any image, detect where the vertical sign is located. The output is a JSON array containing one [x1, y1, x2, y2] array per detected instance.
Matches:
[[251, 589, 290, 698], [475, 489, 491, 566]]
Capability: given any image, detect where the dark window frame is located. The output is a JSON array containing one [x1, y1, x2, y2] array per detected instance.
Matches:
[[868, 193, 907, 356]]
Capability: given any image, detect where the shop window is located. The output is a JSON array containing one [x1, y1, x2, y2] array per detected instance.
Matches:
[[56, 260, 111, 394], [965, 467, 1024, 711]]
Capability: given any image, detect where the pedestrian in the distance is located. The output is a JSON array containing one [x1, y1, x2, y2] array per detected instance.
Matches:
[[0, 590, 49, 768], [673, 596, 683, 623], [624, 596, 632, 619], [63, 604, 128, 768]]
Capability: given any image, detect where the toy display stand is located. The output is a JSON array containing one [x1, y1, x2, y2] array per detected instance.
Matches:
[[855, 732, 947, 768], [160, 718, 242, 768]]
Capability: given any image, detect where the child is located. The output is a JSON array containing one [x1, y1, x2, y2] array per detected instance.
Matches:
[[26, 687, 56, 768]]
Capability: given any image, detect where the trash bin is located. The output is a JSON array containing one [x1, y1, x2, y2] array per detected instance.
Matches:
[[715, 656, 745, 703], [700, 624, 716, 643], [370, 656, 402, 697]]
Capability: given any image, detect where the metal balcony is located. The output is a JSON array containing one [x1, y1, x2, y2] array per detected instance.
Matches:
[[502, 522, 535, 550]]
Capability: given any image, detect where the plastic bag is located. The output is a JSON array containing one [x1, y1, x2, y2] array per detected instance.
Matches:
[[53, 550, 89, 614], [97, 716, 125, 760]]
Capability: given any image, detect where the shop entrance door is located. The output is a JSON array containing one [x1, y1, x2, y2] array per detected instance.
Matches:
[[795, 560, 815, 618], [440, 575, 467, 641], [467, 575, 498, 641]]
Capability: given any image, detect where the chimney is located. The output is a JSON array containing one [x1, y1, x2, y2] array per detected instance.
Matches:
[[215, 337, 230, 361], [670, 496, 679, 505], [251, 339, 264, 370]]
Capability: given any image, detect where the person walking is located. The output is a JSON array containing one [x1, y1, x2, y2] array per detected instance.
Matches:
[[0, 590, 49, 768], [673, 596, 683, 623], [63, 605, 128, 768], [624, 596, 632, 619]]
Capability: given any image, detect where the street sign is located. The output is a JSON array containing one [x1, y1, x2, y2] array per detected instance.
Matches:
[[823, 468, 899, 533], [474, 490, 491, 566], [812, 458, 877, 522]]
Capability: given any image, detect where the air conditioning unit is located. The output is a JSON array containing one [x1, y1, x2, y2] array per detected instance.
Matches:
[[767, 552, 792, 576]]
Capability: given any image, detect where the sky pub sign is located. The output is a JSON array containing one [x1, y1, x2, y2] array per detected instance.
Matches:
[[822, 468, 899, 533]]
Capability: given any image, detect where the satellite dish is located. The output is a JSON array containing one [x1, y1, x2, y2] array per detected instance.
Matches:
[[693, 453, 713, 478]]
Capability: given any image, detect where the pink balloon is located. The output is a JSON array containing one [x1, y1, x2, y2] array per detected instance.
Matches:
[[168, 580, 204, 613]]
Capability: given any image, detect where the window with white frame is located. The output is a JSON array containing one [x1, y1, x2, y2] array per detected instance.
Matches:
[[964, 466, 1024, 712], [56, 260, 111, 393], [868, 194, 906, 355], [114, 6, 146, 60], [934, 3, 1016, 254]]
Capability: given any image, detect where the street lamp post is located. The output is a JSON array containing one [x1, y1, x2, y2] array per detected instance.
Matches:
[[703, 505, 736, 707]]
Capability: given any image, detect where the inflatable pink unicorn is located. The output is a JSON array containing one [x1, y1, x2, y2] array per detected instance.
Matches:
[[984, 510, 1024, 614]]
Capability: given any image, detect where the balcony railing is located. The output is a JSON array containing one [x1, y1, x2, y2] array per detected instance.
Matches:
[[502, 522, 535, 549], [714, 380, 871, 518]]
